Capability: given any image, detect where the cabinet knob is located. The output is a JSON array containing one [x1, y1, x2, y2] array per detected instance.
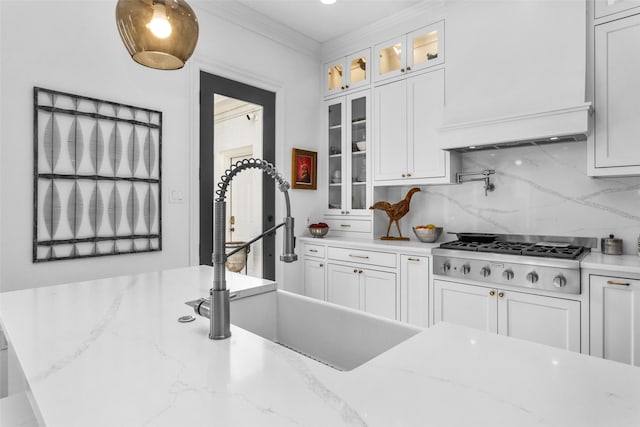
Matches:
[[407, 173, 412, 177], [400, 68, 405, 72], [345, 85, 349, 89], [319, 263, 324, 267], [358, 270, 363, 274], [401, 173, 406, 178], [353, 269, 358, 273], [498, 292, 505, 298], [406, 66, 411, 71], [489, 290, 496, 296], [341, 86, 345, 90]]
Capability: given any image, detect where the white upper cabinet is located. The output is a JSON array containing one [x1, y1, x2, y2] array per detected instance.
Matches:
[[324, 49, 370, 97], [590, 13, 640, 176], [373, 68, 458, 184], [594, 0, 640, 19], [373, 21, 444, 83], [324, 90, 371, 216]]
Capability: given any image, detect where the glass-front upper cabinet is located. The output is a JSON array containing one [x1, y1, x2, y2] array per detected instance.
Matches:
[[374, 21, 444, 82], [325, 49, 370, 97], [325, 91, 370, 215]]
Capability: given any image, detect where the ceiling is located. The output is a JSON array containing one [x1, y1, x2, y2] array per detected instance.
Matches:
[[233, 0, 424, 43]]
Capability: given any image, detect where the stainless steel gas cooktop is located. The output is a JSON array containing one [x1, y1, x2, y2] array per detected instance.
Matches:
[[432, 234, 597, 295]]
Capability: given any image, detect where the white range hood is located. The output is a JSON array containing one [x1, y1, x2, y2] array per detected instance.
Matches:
[[440, 0, 589, 152], [438, 103, 592, 151]]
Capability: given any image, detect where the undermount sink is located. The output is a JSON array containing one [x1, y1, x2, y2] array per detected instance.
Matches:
[[229, 290, 422, 371]]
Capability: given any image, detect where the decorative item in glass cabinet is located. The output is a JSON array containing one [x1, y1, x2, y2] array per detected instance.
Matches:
[[115, 0, 199, 70]]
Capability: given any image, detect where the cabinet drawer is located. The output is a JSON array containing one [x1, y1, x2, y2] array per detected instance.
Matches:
[[327, 246, 396, 268], [303, 243, 325, 258], [323, 218, 371, 233]]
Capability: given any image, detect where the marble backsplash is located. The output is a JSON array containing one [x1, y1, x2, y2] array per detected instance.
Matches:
[[380, 141, 640, 254]]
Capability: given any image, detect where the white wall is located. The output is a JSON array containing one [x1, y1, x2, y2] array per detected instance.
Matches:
[[380, 142, 640, 254], [0, 1, 322, 292]]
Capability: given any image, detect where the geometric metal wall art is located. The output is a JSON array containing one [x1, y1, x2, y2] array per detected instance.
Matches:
[[33, 87, 162, 262]]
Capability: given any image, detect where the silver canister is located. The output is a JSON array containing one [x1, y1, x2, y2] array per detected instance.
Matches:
[[601, 234, 623, 255]]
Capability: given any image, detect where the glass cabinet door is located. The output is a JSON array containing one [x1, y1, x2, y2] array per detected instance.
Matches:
[[325, 91, 370, 215], [326, 59, 346, 97], [408, 21, 444, 72], [346, 48, 370, 91], [348, 94, 368, 212], [327, 100, 344, 212], [374, 36, 406, 82]]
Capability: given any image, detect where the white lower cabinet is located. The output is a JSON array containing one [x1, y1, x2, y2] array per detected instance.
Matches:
[[400, 255, 429, 327], [434, 280, 581, 351], [303, 259, 326, 300], [590, 274, 640, 366], [327, 263, 397, 320]]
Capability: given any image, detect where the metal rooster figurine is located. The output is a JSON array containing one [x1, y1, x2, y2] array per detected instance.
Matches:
[[369, 187, 421, 240]]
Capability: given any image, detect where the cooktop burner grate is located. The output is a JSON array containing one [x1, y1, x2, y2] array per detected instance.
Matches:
[[438, 240, 588, 260]]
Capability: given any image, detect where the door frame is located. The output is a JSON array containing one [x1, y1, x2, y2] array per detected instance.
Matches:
[[189, 58, 283, 281]]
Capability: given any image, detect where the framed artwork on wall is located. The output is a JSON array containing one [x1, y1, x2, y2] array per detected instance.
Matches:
[[291, 148, 317, 190], [33, 87, 162, 262]]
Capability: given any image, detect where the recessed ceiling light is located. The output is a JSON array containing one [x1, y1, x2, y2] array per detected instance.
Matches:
[[321, 0, 336, 4]]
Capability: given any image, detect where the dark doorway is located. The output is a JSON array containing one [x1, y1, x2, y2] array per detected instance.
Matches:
[[199, 72, 276, 280]]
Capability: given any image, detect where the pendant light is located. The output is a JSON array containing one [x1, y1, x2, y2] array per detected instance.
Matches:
[[116, 0, 199, 70]]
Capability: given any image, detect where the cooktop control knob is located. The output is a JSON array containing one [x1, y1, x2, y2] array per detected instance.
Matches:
[[442, 262, 451, 273], [480, 266, 491, 277], [553, 274, 567, 288], [461, 264, 471, 275], [526, 271, 539, 284], [502, 269, 514, 280]]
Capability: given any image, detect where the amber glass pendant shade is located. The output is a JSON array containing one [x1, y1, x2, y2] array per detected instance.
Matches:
[[116, 0, 199, 70]]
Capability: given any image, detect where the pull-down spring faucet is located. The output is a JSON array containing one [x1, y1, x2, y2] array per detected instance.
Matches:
[[208, 158, 297, 340]]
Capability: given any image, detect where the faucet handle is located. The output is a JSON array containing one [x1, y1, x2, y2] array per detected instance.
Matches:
[[185, 298, 210, 318]]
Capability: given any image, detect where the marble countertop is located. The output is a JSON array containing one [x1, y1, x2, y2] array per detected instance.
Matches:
[[2, 266, 640, 427], [582, 252, 640, 276]]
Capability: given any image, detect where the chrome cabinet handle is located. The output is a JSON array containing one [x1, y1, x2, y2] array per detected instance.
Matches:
[[349, 254, 369, 259], [607, 280, 630, 286]]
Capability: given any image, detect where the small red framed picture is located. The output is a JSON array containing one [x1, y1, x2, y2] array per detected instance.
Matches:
[[291, 148, 317, 190]]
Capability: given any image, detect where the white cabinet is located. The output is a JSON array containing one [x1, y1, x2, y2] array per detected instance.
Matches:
[[373, 21, 444, 83], [594, 0, 640, 19], [327, 263, 397, 319], [434, 280, 581, 352], [303, 243, 326, 300], [373, 68, 458, 184], [325, 90, 371, 219], [304, 259, 325, 300], [590, 274, 640, 366], [400, 255, 429, 327], [324, 49, 370, 97], [591, 13, 640, 176]]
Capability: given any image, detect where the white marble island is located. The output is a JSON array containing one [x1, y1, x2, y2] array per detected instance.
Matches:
[[1, 266, 640, 427]]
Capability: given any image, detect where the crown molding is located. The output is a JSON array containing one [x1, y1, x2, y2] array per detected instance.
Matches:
[[194, 1, 321, 59], [320, 0, 445, 60]]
